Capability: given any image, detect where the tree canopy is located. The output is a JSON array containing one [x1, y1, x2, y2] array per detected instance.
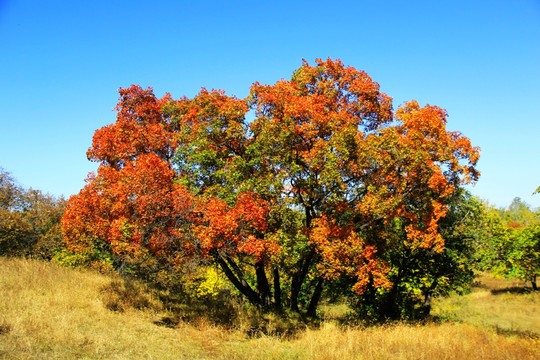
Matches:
[[62, 59, 480, 318]]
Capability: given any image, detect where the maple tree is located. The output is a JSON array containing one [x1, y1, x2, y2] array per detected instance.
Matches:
[[242, 60, 479, 316], [61, 86, 196, 281], [62, 59, 480, 318]]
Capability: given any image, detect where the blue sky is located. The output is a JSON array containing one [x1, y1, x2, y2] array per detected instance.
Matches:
[[0, 0, 539, 208]]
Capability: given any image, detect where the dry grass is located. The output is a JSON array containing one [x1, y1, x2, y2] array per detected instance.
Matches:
[[0, 257, 539, 359], [433, 273, 540, 339], [0, 258, 205, 359]]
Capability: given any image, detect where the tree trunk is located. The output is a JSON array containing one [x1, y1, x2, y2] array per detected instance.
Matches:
[[381, 255, 409, 319], [255, 261, 272, 309], [273, 267, 282, 310], [422, 292, 432, 317], [532, 275, 538, 291], [290, 248, 315, 312], [290, 204, 317, 313], [307, 277, 325, 317], [421, 278, 438, 317]]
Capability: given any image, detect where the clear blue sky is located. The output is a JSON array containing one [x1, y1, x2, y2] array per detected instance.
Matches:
[[1, 0, 539, 209]]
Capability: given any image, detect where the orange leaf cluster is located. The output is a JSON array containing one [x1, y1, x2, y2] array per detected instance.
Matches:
[[62, 152, 195, 260], [194, 192, 279, 260], [88, 85, 177, 168], [63, 86, 194, 264], [311, 216, 392, 294]]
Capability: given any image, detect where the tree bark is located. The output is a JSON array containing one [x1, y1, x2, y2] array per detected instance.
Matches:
[[307, 277, 325, 317], [290, 248, 316, 312], [273, 267, 282, 310], [255, 260, 272, 308], [421, 278, 438, 317], [422, 292, 432, 317], [381, 254, 409, 319], [212, 251, 261, 306]]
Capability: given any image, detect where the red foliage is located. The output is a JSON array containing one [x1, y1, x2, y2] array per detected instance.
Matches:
[[62, 61, 480, 311], [88, 85, 177, 168], [63, 85, 277, 269]]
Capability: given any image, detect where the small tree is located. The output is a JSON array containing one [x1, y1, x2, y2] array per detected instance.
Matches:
[[506, 225, 539, 290]]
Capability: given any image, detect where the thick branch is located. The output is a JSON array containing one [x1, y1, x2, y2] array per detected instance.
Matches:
[[212, 250, 261, 306], [224, 254, 250, 288]]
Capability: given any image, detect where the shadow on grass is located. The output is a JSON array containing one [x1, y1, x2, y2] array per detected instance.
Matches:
[[494, 326, 539, 340], [152, 289, 309, 338], [153, 290, 240, 327], [153, 316, 179, 328], [99, 277, 248, 331], [427, 315, 540, 340], [489, 286, 533, 295], [471, 281, 489, 289], [0, 322, 12, 335]]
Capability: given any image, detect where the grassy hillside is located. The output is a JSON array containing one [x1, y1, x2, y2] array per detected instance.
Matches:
[[0, 258, 539, 359]]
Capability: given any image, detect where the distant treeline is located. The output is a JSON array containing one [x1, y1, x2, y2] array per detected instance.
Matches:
[[0, 167, 65, 258]]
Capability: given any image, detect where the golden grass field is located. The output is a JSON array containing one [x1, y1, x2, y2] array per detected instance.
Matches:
[[0, 257, 538, 359]]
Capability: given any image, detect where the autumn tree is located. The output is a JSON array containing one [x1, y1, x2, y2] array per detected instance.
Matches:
[[339, 100, 481, 319], [347, 190, 486, 320], [506, 225, 540, 290], [242, 60, 478, 317], [63, 59, 480, 318], [62, 86, 196, 281], [500, 197, 539, 228], [0, 167, 65, 258]]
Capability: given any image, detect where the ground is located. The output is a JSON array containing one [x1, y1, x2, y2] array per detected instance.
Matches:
[[0, 258, 538, 359]]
